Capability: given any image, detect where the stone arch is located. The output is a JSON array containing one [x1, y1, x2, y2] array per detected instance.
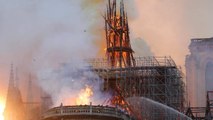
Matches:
[[200, 57, 213, 90], [193, 55, 213, 107], [205, 61, 213, 91]]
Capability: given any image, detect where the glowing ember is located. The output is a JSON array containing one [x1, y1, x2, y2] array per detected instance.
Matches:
[[76, 85, 93, 105]]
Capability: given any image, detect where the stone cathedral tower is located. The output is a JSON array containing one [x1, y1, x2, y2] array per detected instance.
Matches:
[[186, 37, 213, 107]]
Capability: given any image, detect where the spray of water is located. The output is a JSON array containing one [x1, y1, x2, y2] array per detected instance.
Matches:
[[127, 97, 192, 120]]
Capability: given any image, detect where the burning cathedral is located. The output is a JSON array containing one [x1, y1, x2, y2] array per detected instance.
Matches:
[[4, 0, 185, 120]]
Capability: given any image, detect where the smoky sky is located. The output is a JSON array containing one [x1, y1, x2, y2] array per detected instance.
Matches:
[[0, 0, 104, 102], [0, 0, 213, 104], [131, 0, 213, 67]]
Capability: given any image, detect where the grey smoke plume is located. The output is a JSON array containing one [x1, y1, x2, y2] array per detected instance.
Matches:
[[0, 0, 106, 105], [131, 38, 154, 56], [38, 62, 111, 106], [29, 0, 108, 106], [130, 0, 213, 67]]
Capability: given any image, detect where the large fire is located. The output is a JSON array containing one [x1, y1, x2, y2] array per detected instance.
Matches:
[[0, 100, 5, 120], [75, 85, 93, 105]]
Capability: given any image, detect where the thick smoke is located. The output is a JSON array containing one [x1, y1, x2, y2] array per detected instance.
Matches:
[[131, 38, 154, 56], [130, 0, 213, 67], [38, 62, 111, 106], [0, 0, 106, 105], [30, 0, 108, 106]]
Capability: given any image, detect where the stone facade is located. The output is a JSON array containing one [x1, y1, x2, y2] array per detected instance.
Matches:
[[186, 37, 213, 107]]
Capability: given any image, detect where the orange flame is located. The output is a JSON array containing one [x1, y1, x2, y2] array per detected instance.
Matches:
[[75, 85, 93, 105], [0, 99, 5, 120]]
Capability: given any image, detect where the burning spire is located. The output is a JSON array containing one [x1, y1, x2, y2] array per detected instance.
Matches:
[[103, 0, 136, 115], [105, 0, 135, 68]]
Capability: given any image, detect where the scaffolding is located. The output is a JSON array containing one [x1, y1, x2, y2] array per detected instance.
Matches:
[[104, 0, 135, 68], [40, 0, 185, 119], [83, 1, 185, 119], [85, 56, 185, 119]]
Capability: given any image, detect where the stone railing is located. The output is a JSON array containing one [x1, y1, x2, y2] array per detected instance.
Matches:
[[42, 103, 132, 120]]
